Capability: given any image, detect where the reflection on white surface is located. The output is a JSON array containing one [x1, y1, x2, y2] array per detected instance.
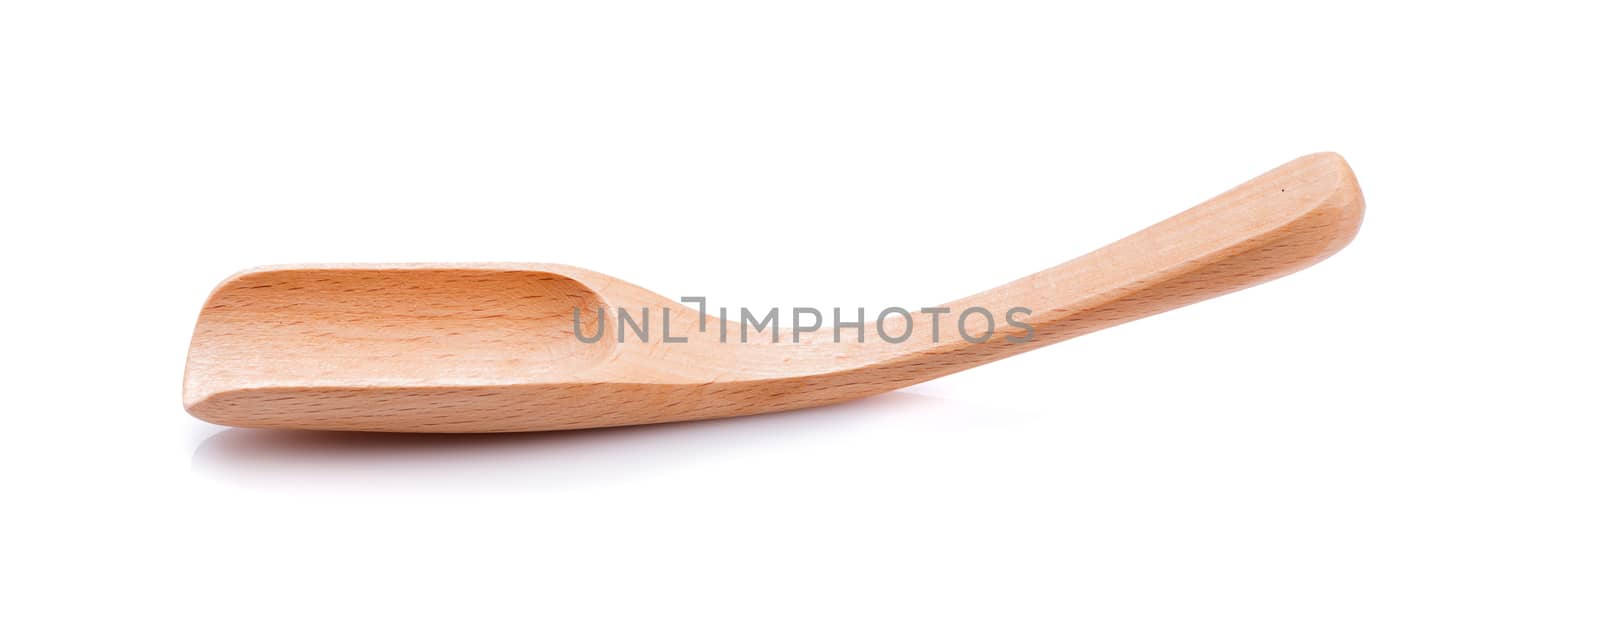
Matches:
[[190, 391, 1016, 492]]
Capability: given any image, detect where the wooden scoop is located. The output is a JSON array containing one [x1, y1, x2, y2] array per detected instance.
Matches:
[[184, 152, 1364, 433]]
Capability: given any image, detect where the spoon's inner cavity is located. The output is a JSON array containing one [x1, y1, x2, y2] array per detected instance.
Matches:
[[187, 268, 614, 389]]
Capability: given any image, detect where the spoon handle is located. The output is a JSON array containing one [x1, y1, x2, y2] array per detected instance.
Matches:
[[914, 152, 1363, 364]]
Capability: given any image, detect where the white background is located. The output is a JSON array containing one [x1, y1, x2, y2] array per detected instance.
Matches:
[[2, 1, 1596, 638]]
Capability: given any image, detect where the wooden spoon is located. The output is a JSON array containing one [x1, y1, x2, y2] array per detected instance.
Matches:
[[184, 152, 1364, 433]]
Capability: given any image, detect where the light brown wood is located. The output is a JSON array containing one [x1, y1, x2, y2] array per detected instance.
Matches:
[[184, 152, 1365, 433]]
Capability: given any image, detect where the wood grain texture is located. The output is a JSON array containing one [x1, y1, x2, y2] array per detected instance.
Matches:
[[184, 152, 1365, 432]]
